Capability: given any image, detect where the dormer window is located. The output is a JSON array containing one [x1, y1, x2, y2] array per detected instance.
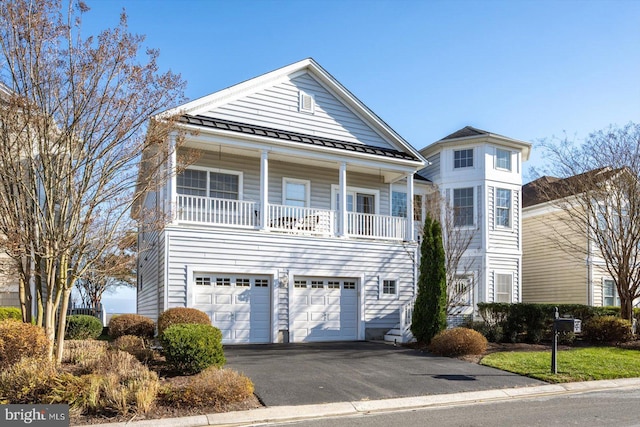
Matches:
[[495, 148, 512, 171], [299, 91, 315, 114], [454, 149, 473, 169]]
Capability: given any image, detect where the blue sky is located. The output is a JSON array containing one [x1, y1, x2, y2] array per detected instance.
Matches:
[[83, 0, 640, 312]]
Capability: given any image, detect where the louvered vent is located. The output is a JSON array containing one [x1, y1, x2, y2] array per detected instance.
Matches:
[[299, 91, 314, 114]]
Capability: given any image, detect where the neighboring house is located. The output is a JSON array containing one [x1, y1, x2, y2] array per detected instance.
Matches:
[[417, 127, 531, 320], [522, 170, 622, 306], [134, 58, 426, 344]]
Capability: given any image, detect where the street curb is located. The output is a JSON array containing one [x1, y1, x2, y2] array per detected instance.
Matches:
[[75, 378, 640, 427]]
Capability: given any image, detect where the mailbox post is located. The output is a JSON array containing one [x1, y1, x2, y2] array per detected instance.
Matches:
[[551, 307, 582, 374]]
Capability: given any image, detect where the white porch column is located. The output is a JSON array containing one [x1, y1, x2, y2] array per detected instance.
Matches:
[[406, 173, 414, 241], [260, 150, 269, 230], [169, 134, 177, 223], [338, 162, 347, 237]]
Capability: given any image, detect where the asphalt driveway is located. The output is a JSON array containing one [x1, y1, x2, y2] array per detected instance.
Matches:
[[224, 341, 545, 407]]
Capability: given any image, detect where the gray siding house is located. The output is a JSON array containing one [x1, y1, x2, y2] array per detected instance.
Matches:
[[135, 59, 426, 344]]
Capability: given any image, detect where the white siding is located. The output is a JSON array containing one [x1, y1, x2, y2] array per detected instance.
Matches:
[[202, 72, 394, 149], [164, 226, 417, 337], [421, 153, 440, 181], [137, 190, 162, 321], [487, 186, 520, 251]]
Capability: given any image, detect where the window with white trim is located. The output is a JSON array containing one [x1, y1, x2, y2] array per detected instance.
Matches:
[[392, 191, 407, 217], [236, 278, 250, 287], [454, 149, 473, 169], [413, 195, 423, 221], [495, 273, 512, 303], [452, 274, 472, 306], [495, 148, 512, 171], [195, 276, 211, 286], [294, 280, 307, 288], [255, 279, 270, 288], [177, 168, 241, 200], [603, 279, 620, 306], [216, 277, 231, 287], [382, 279, 397, 296], [283, 178, 310, 207], [343, 281, 356, 290], [453, 187, 474, 227], [495, 188, 511, 227]]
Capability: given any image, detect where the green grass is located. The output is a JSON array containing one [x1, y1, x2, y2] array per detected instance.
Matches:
[[481, 347, 640, 383]]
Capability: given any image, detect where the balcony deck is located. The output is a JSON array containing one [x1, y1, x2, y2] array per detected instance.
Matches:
[[175, 195, 408, 241]]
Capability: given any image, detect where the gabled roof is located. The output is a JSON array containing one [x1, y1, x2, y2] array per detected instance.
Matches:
[[421, 125, 531, 161], [439, 126, 492, 141], [180, 115, 419, 161], [165, 58, 425, 164], [523, 167, 621, 208]]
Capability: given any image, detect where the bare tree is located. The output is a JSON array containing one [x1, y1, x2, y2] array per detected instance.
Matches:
[[74, 232, 136, 311], [0, 0, 185, 362], [424, 192, 478, 316], [530, 123, 640, 321]]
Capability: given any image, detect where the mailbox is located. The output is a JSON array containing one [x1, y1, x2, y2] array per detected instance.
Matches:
[[554, 318, 581, 333]]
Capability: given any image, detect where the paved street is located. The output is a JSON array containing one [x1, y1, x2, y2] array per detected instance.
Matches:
[[224, 341, 544, 407], [269, 386, 640, 427]]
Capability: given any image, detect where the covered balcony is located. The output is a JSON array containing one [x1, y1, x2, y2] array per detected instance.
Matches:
[[174, 195, 408, 240]]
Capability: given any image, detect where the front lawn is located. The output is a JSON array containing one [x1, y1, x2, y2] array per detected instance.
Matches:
[[481, 347, 640, 383]]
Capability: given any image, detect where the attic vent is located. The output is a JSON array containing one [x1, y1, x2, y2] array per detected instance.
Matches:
[[299, 91, 315, 114]]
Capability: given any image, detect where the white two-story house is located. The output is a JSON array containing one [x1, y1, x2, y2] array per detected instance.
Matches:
[[418, 127, 531, 319], [134, 59, 426, 344]]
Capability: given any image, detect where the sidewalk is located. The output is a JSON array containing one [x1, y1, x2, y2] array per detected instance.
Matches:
[[76, 378, 640, 427]]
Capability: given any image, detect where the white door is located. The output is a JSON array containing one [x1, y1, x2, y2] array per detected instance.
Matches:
[[290, 277, 358, 342], [192, 274, 270, 344]]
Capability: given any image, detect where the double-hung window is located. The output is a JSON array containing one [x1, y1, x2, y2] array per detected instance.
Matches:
[[283, 178, 310, 207], [495, 148, 512, 171], [177, 168, 241, 200], [495, 188, 511, 227], [454, 149, 473, 169], [453, 187, 474, 227], [495, 273, 512, 303], [392, 191, 407, 218], [603, 279, 620, 306]]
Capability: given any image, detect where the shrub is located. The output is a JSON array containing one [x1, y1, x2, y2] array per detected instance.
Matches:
[[0, 307, 22, 321], [108, 314, 155, 339], [465, 320, 504, 343], [428, 327, 488, 357], [160, 323, 225, 374], [157, 307, 211, 336], [50, 350, 159, 416], [0, 320, 49, 370], [65, 315, 103, 340], [62, 340, 109, 369], [111, 335, 154, 363], [0, 356, 57, 403], [582, 316, 633, 344], [159, 367, 253, 409]]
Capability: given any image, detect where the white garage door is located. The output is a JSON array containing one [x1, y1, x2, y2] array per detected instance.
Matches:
[[192, 274, 270, 344], [290, 277, 358, 342]]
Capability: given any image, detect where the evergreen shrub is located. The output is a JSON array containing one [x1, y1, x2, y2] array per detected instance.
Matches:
[[65, 315, 103, 340], [157, 307, 211, 336], [160, 323, 225, 374]]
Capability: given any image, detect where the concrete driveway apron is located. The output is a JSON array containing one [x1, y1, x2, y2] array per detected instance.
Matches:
[[224, 341, 545, 407]]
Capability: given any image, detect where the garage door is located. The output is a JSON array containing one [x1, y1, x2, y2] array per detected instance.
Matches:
[[290, 277, 358, 342], [192, 274, 270, 344]]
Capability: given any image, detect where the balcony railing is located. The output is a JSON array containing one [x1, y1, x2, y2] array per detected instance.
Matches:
[[346, 212, 406, 240], [175, 195, 406, 240], [176, 195, 257, 227], [268, 205, 335, 236]]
